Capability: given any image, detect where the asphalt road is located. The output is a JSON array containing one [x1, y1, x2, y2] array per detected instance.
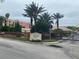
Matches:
[[0, 37, 71, 59], [57, 40, 79, 59]]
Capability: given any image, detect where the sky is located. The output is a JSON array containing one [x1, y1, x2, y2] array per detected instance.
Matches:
[[0, 0, 79, 26]]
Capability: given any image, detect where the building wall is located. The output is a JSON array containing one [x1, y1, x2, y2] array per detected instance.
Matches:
[[2, 19, 15, 27], [2, 19, 31, 33], [22, 28, 30, 33]]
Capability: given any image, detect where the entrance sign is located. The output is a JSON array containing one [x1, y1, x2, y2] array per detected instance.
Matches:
[[30, 33, 42, 41]]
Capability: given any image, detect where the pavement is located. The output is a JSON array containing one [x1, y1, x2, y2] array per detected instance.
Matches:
[[59, 40, 79, 59], [44, 40, 79, 59], [0, 37, 72, 59]]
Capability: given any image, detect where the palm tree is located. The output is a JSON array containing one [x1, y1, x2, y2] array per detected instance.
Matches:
[[52, 13, 64, 29], [0, 16, 5, 31], [40, 13, 53, 29], [5, 13, 10, 26], [30, 2, 45, 25], [5, 13, 10, 19], [23, 5, 33, 27], [0, 16, 5, 24], [33, 12, 53, 33], [38, 13, 53, 25], [23, 2, 45, 27]]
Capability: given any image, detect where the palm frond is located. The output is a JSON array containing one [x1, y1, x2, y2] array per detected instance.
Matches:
[[53, 13, 64, 19]]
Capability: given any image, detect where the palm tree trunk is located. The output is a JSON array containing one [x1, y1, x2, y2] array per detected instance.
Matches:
[[34, 17, 37, 32], [5, 19, 6, 26], [30, 17, 33, 33], [57, 19, 59, 29], [34, 17, 37, 25], [35, 19, 37, 25], [30, 17, 33, 27]]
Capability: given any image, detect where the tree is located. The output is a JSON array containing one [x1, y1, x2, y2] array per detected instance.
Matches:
[[23, 2, 45, 28], [0, 16, 5, 31], [67, 26, 79, 31], [30, 2, 45, 25], [31, 13, 53, 33], [14, 22, 21, 32], [52, 13, 64, 29], [1, 26, 10, 32], [0, 16, 5, 25], [53, 29, 64, 39], [4, 13, 10, 26], [5, 13, 10, 19]]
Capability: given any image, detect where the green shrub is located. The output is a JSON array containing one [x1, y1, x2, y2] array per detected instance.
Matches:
[[62, 31, 71, 37], [1, 26, 10, 32], [52, 29, 63, 39], [52, 29, 71, 39], [53, 29, 71, 37], [53, 29, 63, 34], [67, 26, 79, 31]]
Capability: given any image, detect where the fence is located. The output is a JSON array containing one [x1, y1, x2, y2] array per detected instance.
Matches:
[[0, 32, 30, 40], [0, 32, 72, 40]]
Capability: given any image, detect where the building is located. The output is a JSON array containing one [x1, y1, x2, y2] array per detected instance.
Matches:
[[19, 21, 31, 33], [2, 19, 31, 33], [3, 19, 15, 27], [52, 26, 72, 31]]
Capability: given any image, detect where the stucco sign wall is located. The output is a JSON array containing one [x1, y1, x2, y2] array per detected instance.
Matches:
[[30, 33, 42, 41]]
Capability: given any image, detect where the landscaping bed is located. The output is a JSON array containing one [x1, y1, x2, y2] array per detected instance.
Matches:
[[0, 35, 29, 41]]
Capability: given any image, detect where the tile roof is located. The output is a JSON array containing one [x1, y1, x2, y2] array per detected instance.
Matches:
[[19, 21, 31, 29]]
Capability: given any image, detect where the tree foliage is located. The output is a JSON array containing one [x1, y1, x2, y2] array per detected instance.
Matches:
[[14, 22, 21, 32], [0, 16, 5, 31], [5, 13, 10, 19], [1, 21, 22, 32], [0, 16, 5, 25], [67, 26, 79, 31], [31, 13, 53, 33], [23, 2, 45, 27], [52, 13, 64, 29], [1, 26, 10, 32]]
